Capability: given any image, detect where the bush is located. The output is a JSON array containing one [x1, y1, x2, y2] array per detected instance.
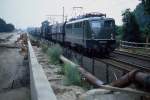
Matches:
[[47, 44, 62, 64], [0, 18, 15, 32], [63, 63, 81, 86], [41, 44, 48, 53]]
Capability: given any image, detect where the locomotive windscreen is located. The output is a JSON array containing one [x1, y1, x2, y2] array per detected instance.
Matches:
[[104, 20, 115, 27], [90, 19, 115, 39], [90, 20, 101, 38]]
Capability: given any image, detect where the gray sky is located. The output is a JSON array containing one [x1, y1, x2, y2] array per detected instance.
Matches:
[[0, 0, 140, 29]]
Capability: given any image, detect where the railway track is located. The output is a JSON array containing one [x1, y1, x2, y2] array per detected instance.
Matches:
[[110, 56, 150, 71], [95, 57, 132, 72], [95, 50, 150, 73], [112, 50, 150, 70], [96, 57, 150, 73], [113, 50, 150, 62]]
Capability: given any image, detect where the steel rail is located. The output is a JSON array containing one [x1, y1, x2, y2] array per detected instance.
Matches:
[[113, 50, 150, 62], [109, 57, 150, 72], [95, 56, 150, 73], [95, 57, 133, 72]]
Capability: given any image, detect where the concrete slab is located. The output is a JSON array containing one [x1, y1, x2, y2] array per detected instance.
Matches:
[[0, 87, 30, 100], [0, 33, 30, 100]]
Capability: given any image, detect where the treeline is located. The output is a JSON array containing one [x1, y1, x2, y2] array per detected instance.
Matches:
[[116, 0, 150, 43], [0, 18, 15, 32]]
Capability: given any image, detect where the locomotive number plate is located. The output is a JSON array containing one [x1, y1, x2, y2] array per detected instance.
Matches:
[[99, 41, 107, 43]]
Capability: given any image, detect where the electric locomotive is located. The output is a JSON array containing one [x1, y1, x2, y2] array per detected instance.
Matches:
[[64, 13, 116, 55], [36, 13, 116, 56]]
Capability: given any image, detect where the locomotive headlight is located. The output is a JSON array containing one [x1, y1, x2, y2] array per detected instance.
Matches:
[[111, 33, 113, 39], [92, 33, 95, 39]]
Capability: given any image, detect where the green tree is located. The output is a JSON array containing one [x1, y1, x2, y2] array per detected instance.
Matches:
[[0, 18, 6, 32], [115, 25, 123, 40], [122, 9, 141, 42], [134, 2, 150, 29], [141, 0, 150, 14], [0, 18, 15, 32], [5, 24, 15, 32], [143, 24, 150, 43]]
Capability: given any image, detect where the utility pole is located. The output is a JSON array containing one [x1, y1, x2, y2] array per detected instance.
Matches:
[[46, 15, 63, 24], [46, 7, 66, 23], [62, 7, 65, 23]]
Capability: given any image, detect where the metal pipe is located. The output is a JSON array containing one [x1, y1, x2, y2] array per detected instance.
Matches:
[[110, 69, 139, 87], [60, 55, 104, 87], [134, 72, 150, 92], [60, 55, 150, 95], [78, 67, 104, 86], [110, 69, 150, 92]]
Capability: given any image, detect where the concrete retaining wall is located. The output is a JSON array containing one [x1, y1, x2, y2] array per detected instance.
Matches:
[[28, 40, 57, 100]]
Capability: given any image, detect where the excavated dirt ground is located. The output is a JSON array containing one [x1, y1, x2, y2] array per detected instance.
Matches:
[[33, 46, 86, 100], [0, 33, 30, 100]]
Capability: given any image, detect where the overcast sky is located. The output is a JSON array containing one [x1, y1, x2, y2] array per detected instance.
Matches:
[[0, 0, 140, 29]]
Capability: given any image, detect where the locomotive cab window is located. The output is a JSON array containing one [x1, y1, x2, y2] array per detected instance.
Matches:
[[90, 20, 101, 37], [66, 24, 72, 29], [104, 20, 114, 27]]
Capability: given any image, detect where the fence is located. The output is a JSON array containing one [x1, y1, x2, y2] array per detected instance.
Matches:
[[120, 40, 150, 49]]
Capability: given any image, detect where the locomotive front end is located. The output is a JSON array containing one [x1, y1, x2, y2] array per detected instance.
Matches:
[[86, 18, 116, 56]]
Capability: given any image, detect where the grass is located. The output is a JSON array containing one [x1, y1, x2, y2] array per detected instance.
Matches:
[[63, 62, 81, 86], [41, 44, 48, 53], [62, 62, 93, 90], [40, 42, 92, 89], [47, 44, 62, 64]]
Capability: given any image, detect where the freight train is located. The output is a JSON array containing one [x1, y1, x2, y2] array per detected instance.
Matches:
[[29, 13, 116, 56]]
